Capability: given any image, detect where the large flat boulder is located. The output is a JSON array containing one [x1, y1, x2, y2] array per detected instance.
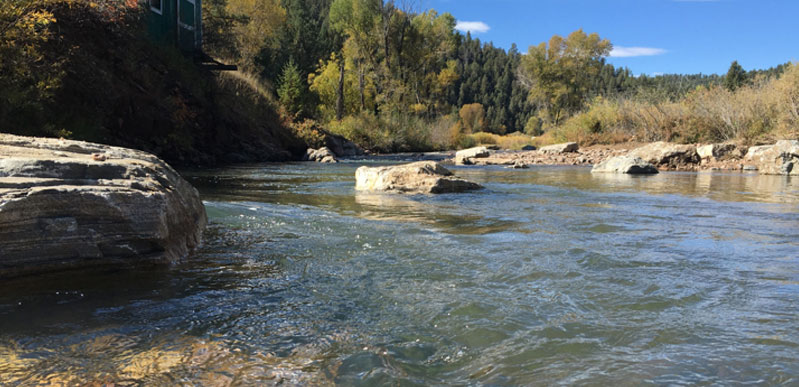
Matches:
[[744, 140, 799, 175], [355, 161, 482, 194], [0, 134, 207, 277], [455, 146, 490, 165], [539, 142, 579, 154], [628, 141, 699, 168], [591, 156, 658, 174]]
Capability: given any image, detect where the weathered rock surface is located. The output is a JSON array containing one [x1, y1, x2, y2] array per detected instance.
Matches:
[[324, 133, 364, 158], [304, 147, 338, 163], [744, 145, 773, 160], [540, 142, 579, 154], [628, 142, 699, 169], [591, 156, 659, 174], [697, 143, 743, 161], [744, 140, 799, 175], [0, 134, 207, 277], [355, 161, 482, 194], [455, 146, 491, 165]]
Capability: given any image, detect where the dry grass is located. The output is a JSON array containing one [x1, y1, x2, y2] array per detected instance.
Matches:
[[548, 63, 799, 146], [467, 131, 534, 150]]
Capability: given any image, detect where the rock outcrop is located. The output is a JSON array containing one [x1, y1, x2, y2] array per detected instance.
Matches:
[[628, 142, 699, 169], [591, 156, 659, 174], [304, 147, 338, 163], [744, 140, 799, 175], [540, 142, 579, 154], [355, 161, 482, 194], [0, 134, 207, 277], [455, 147, 491, 165]]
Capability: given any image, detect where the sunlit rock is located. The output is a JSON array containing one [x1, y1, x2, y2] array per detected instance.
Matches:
[[539, 142, 578, 154], [304, 147, 338, 163], [0, 134, 207, 277], [455, 146, 490, 165], [509, 160, 529, 169], [628, 141, 699, 168], [591, 155, 659, 174], [744, 140, 799, 175], [355, 161, 482, 194]]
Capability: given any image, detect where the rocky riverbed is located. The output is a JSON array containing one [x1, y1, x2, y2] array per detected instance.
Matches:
[[446, 140, 799, 175]]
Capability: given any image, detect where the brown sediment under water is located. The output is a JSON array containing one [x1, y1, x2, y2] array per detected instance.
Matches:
[[1, 161, 798, 385]]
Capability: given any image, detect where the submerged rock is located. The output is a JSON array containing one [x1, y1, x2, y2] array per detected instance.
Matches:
[[455, 146, 491, 165], [744, 140, 799, 175], [355, 161, 482, 194], [0, 134, 207, 277], [628, 141, 699, 168], [591, 156, 659, 174], [540, 142, 578, 154]]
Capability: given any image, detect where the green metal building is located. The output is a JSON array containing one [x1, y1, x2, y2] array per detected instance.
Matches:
[[146, 0, 202, 53]]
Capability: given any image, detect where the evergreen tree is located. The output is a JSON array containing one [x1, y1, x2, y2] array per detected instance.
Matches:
[[277, 60, 305, 117], [724, 60, 747, 91]]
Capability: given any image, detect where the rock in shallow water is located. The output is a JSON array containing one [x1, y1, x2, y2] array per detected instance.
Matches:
[[0, 134, 207, 277], [454, 146, 491, 165], [744, 140, 799, 175], [355, 161, 482, 194], [628, 141, 699, 168], [539, 142, 578, 154], [591, 155, 659, 174]]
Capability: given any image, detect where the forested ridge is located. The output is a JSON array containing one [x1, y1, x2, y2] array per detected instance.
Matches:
[[2, 0, 796, 160], [205, 0, 796, 150]]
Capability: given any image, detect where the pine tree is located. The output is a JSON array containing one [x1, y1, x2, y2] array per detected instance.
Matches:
[[724, 60, 747, 91], [277, 60, 305, 117]]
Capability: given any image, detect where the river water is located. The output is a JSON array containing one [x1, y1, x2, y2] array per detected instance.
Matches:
[[1, 161, 798, 385]]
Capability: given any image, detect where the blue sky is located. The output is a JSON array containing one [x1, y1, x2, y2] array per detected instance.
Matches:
[[424, 0, 799, 75]]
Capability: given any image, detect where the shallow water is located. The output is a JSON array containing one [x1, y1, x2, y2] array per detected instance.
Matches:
[[1, 162, 798, 385]]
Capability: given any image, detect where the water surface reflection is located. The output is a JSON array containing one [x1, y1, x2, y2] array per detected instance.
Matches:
[[1, 162, 797, 385]]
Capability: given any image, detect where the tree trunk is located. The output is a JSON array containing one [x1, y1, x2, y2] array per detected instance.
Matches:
[[336, 58, 345, 121], [358, 60, 365, 111]]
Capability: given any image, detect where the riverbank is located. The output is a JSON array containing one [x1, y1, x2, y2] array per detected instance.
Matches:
[[436, 140, 797, 174]]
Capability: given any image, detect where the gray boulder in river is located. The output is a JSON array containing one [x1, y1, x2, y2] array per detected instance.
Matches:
[[304, 147, 338, 163], [355, 161, 482, 194], [744, 140, 799, 175], [539, 142, 579, 154], [455, 146, 491, 165], [628, 141, 699, 168], [591, 155, 659, 174], [0, 134, 207, 277]]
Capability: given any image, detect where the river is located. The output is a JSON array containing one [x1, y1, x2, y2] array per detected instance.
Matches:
[[1, 161, 798, 385]]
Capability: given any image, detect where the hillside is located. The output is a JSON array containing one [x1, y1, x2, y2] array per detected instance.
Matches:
[[0, 1, 305, 166]]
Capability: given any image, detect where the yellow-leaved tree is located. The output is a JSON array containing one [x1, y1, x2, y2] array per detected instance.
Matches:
[[519, 29, 612, 127], [0, 0, 62, 130]]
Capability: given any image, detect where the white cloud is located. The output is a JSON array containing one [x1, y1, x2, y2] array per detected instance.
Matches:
[[610, 46, 668, 58], [455, 21, 490, 34]]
